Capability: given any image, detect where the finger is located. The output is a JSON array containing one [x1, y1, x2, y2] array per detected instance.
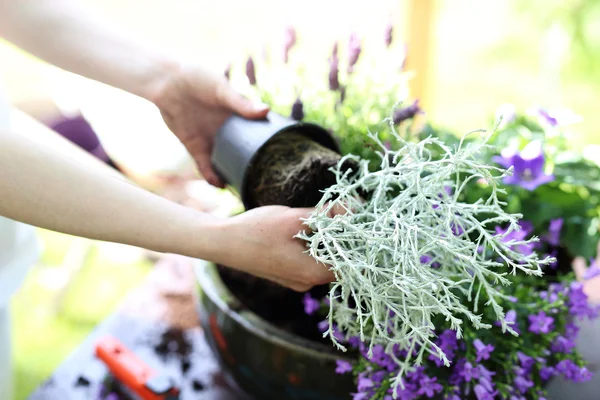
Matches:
[[572, 256, 588, 281], [217, 83, 269, 119], [195, 153, 225, 188]]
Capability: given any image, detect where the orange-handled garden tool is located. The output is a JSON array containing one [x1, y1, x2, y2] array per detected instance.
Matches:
[[95, 335, 180, 400]]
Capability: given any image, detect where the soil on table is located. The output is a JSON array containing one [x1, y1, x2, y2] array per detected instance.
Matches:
[[244, 131, 354, 208]]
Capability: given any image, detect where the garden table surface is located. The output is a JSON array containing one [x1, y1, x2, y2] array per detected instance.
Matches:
[[27, 254, 247, 400]]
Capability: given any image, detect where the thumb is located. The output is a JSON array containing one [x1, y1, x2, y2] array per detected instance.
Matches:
[[218, 83, 269, 119], [572, 256, 588, 281]]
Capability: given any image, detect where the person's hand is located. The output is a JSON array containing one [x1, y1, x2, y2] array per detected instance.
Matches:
[[152, 63, 269, 188], [210, 206, 335, 292]]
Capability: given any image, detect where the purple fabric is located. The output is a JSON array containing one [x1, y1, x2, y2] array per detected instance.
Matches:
[[48, 115, 111, 163]]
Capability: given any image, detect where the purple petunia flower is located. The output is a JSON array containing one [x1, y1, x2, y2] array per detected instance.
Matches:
[[283, 26, 297, 63], [544, 218, 563, 246], [384, 20, 393, 47], [246, 56, 257, 85], [528, 311, 554, 334], [291, 97, 304, 121], [335, 360, 353, 374], [393, 100, 422, 124], [347, 32, 362, 73], [303, 293, 320, 315], [473, 339, 494, 362], [493, 141, 554, 191]]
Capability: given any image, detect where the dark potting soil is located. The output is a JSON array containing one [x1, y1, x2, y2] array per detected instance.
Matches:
[[217, 264, 332, 344], [244, 131, 356, 209]]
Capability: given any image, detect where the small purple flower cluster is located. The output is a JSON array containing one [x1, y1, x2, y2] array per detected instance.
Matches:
[[493, 142, 554, 191]]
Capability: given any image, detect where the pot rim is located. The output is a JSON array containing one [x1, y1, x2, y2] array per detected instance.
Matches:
[[193, 258, 354, 362]]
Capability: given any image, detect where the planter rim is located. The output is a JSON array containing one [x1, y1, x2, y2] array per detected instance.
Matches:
[[193, 258, 353, 362]]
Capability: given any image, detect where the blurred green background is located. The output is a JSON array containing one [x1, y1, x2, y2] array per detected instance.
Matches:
[[1, 0, 599, 398]]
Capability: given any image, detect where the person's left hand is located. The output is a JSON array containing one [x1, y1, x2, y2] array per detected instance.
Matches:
[[151, 63, 269, 188]]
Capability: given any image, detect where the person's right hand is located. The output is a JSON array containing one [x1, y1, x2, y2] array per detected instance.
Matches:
[[211, 206, 335, 292]]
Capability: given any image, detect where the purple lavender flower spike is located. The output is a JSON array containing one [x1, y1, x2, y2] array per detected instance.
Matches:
[[283, 26, 297, 63], [245, 56, 256, 85], [493, 141, 554, 191], [347, 32, 362, 73], [384, 20, 393, 47], [335, 360, 353, 374], [528, 311, 554, 334], [328, 54, 340, 91], [393, 100, 422, 124], [302, 293, 320, 315], [291, 97, 304, 121]]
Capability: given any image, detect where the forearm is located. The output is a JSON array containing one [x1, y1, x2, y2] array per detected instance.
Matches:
[[0, 128, 220, 259], [0, 0, 177, 101]]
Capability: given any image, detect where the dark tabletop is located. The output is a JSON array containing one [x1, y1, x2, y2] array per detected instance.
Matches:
[[28, 255, 245, 400]]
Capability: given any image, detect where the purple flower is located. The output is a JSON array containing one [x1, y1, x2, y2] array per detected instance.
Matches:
[[352, 393, 369, 400], [347, 32, 362, 73], [474, 384, 496, 400], [384, 20, 393, 47], [528, 311, 554, 334], [473, 339, 494, 362], [335, 360, 353, 374], [291, 97, 304, 121], [584, 259, 600, 280], [245, 56, 257, 85], [416, 375, 443, 398], [460, 361, 480, 382], [567, 281, 599, 318], [544, 218, 563, 246], [517, 352, 535, 370], [551, 335, 576, 353], [303, 293, 320, 315], [393, 100, 422, 124], [348, 336, 361, 348], [529, 106, 583, 128], [494, 222, 535, 256], [556, 360, 593, 382], [540, 366, 555, 381], [514, 375, 534, 393], [493, 142, 554, 191], [283, 26, 297, 63], [328, 53, 340, 91], [357, 376, 374, 392]]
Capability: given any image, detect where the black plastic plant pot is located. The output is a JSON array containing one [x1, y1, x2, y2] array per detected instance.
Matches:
[[193, 260, 355, 400], [211, 112, 340, 210]]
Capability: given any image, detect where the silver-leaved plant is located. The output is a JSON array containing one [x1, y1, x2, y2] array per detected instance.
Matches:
[[296, 112, 555, 394]]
